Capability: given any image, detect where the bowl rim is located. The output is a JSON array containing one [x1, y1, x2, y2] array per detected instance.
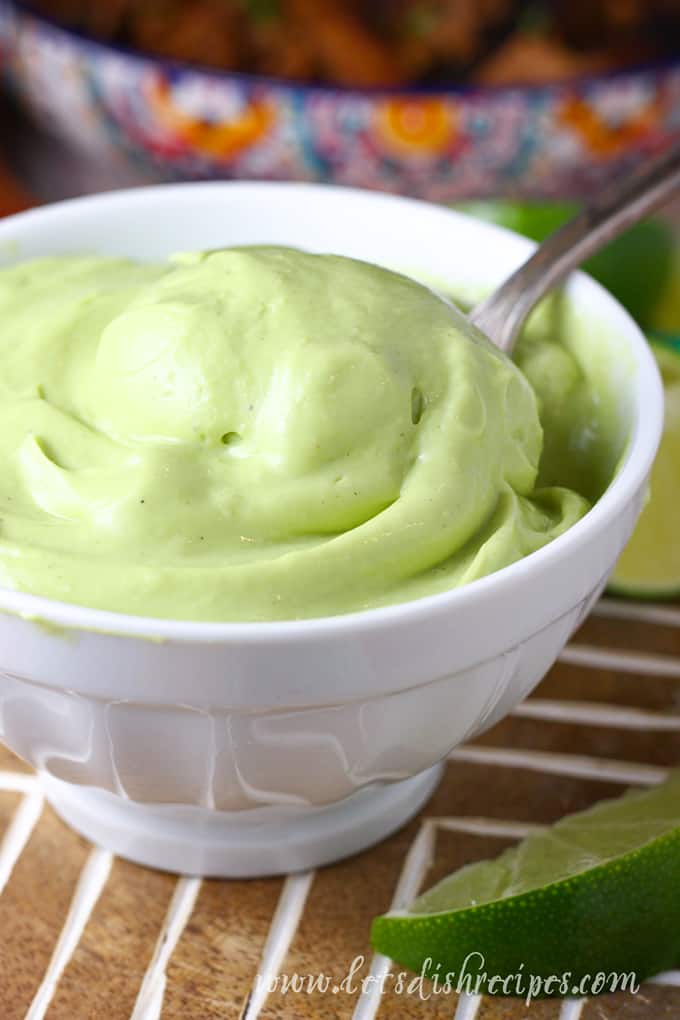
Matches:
[[5, 0, 680, 99], [0, 180, 664, 641]]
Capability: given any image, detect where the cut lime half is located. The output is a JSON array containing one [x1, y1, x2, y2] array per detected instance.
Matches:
[[608, 338, 680, 599], [648, 245, 680, 334], [371, 771, 680, 996]]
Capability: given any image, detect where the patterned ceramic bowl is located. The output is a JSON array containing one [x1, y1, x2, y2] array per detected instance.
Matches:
[[0, 5, 679, 201]]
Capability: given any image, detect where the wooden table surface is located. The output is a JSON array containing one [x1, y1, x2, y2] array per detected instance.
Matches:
[[0, 152, 679, 1020]]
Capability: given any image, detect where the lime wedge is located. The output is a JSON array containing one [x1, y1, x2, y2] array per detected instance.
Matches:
[[609, 338, 680, 599], [458, 201, 675, 327], [371, 771, 680, 995]]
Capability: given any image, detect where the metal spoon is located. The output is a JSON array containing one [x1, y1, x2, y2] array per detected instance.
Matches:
[[469, 142, 680, 355]]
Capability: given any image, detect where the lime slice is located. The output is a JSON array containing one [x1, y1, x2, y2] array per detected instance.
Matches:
[[648, 245, 680, 334], [608, 338, 680, 599], [371, 771, 680, 995], [458, 201, 675, 327]]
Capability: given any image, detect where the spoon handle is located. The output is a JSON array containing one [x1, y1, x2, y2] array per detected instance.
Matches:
[[470, 142, 680, 354]]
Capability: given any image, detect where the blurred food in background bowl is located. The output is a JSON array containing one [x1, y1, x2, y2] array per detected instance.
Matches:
[[0, 0, 679, 198]]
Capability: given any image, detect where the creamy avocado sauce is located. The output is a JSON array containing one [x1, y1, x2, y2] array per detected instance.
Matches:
[[0, 247, 596, 621]]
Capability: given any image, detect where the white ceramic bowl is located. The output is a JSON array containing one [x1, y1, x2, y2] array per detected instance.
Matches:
[[0, 184, 663, 877]]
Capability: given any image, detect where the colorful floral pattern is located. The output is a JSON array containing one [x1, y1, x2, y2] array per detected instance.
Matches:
[[1, 2, 679, 199]]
